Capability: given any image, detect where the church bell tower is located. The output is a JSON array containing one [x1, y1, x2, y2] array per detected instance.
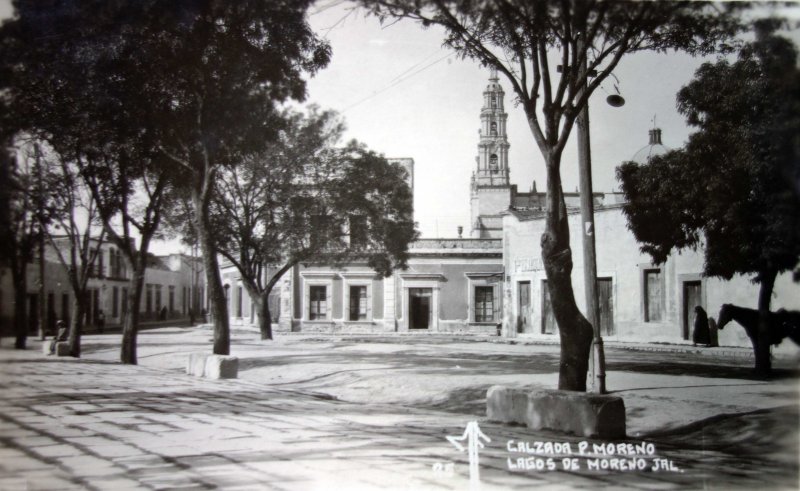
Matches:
[[470, 68, 513, 238]]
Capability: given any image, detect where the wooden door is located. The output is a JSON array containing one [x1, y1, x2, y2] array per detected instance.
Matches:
[[597, 278, 614, 336], [541, 280, 557, 335], [518, 281, 532, 333], [409, 288, 431, 329], [644, 269, 663, 322], [683, 281, 702, 340]]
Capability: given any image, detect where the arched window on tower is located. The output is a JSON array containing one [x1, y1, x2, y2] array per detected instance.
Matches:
[[491, 94, 497, 108], [489, 154, 498, 173], [490, 122, 497, 136]]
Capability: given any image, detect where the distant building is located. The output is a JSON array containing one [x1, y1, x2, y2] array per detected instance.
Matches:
[[501, 127, 799, 352], [218, 69, 799, 352], [469, 68, 603, 238], [0, 239, 205, 335]]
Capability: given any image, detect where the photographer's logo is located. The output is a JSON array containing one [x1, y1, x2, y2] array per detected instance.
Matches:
[[446, 421, 490, 485]]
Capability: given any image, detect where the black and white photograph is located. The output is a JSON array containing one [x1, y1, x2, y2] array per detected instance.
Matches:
[[0, 1, 799, 489]]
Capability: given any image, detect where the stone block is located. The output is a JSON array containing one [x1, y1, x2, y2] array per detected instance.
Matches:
[[42, 342, 51, 355], [186, 353, 207, 377], [486, 386, 530, 424], [55, 342, 71, 357], [487, 386, 625, 439], [204, 355, 238, 379]]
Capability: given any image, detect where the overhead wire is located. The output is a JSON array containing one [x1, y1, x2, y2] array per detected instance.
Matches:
[[341, 51, 455, 113]]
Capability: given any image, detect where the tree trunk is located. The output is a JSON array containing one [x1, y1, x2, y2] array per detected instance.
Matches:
[[11, 265, 27, 350], [754, 269, 776, 377], [120, 270, 144, 364], [66, 294, 83, 358], [192, 187, 230, 355], [259, 291, 273, 341], [541, 156, 594, 391]]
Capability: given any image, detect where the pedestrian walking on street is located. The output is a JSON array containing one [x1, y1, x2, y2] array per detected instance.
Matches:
[[97, 310, 105, 333], [693, 306, 711, 346]]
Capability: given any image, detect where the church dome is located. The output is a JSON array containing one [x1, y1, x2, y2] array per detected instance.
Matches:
[[631, 128, 669, 164]]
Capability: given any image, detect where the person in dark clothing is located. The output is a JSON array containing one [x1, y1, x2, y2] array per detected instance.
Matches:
[[97, 310, 105, 333], [708, 317, 719, 347], [49, 320, 68, 355], [692, 306, 711, 346]]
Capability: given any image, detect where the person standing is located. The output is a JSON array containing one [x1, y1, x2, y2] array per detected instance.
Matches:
[[693, 306, 711, 346]]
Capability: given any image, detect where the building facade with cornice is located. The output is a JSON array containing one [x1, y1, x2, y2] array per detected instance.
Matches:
[[219, 70, 799, 354]]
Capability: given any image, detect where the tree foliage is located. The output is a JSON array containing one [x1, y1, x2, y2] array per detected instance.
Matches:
[[210, 107, 417, 339], [617, 20, 799, 375], [362, 0, 744, 391], [1, 0, 331, 356], [0, 0, 188, 363], [618, 19, 799, 282]]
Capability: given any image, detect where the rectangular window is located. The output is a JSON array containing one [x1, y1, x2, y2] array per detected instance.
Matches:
[[349, 285, 367, 321], [309, 285, 327, 320], [112, 286, 119, 317], [349, 215, 367, 249], [98, 250, 104, 278], [474, 286, 494, 323], [121, 288, 128, 316], [644, 269, 663, 322], [61, 293, 69, 324], [236, 285, 243, 318], [146, 284, 153, 314], [310, 215, 326, 250]]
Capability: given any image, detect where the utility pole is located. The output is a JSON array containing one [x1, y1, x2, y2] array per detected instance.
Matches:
[[35, 144, 46, 341], [577, 20, 606, 394]]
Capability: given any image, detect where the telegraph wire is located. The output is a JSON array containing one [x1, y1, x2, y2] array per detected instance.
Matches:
[[341, 51, 454, 113]]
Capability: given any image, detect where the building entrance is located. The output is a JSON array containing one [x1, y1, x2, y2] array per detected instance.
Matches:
[[598, 278, 614, 336], [409, 288, 431, 329], [541, 280, 557, 335], [518, 281, 532, 333], [683, 281, 702, 340]]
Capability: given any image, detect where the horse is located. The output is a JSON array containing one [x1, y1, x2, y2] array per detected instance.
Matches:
[[717, 304, 800, 348]]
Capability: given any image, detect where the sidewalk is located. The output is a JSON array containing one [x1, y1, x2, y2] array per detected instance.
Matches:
[[0, 332, 797, 490], [224, 324, 796, 361]]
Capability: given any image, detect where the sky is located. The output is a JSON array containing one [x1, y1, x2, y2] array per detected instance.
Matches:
[[1, 1, 798, 251], [302, 1, 800, 239]]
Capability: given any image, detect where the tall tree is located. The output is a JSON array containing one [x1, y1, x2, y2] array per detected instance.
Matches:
[[0, 0, 331, 357], [0, 0, 180, 364], [0, 139, 42, 349], [111, 0, 330, 356], [32, 144, 105, 358], [211, 107, 417, 339], [81, 151, 175, 364], [617, 19, 800, 376], [362, 0, 743, 390]]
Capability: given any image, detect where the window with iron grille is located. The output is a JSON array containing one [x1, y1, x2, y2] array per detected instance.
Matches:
[[475, 286, 494, 322], [349, 285, 367, 321], [309, 285, 327, 320]]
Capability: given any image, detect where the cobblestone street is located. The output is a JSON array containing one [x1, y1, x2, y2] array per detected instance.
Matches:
[[0, 329, 797, 490]]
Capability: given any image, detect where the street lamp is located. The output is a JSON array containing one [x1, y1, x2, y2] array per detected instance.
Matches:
[[575, 52, 624, 395]]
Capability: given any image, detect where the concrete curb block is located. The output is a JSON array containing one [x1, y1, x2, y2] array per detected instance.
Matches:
[[55, 342, 71, 357], [186, 353, 238, 379], [487, 386, 626, 439], [41, 343, 51, 355]]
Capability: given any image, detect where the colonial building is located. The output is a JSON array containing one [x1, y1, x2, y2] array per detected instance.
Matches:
[[500, 126, 800, 354], [0, 239, 205, 335], [218, 69, 798, 353], [220, 152, 505, 334]]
